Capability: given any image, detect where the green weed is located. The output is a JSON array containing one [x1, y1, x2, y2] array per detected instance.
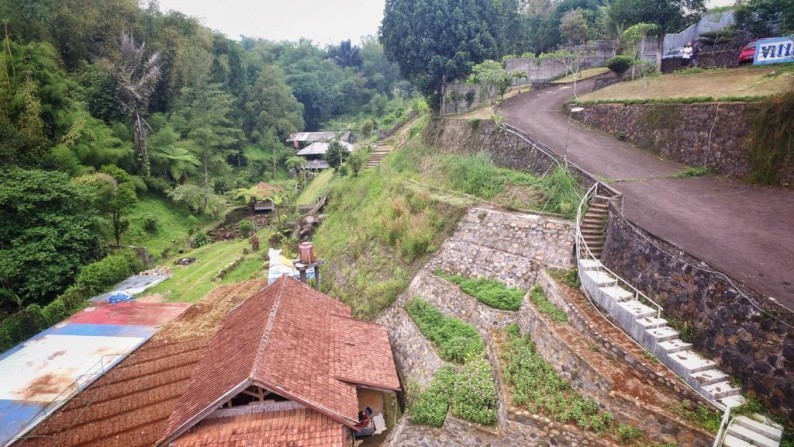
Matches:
[[411, 367, 457, 427], [434, 270, 525, 310], [529, 285, 568, 323], [405, 297, 485, 363], [452, 358, 498, 425], [672, 166, 711, 178]]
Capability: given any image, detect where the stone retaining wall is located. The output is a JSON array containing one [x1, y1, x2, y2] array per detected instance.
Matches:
[[516, 277, 714, 446], [377, 304, 446, 387], [602, 206, 794, 422], [573, 102, 794, 184], [427, 207, 575, 290], [537, 271, 710, 406]]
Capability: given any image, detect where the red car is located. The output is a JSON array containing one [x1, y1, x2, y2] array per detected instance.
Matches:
[[738, 41, 756, 65]]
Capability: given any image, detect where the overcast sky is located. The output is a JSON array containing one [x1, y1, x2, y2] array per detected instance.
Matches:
[[154, 0, 386, 45]]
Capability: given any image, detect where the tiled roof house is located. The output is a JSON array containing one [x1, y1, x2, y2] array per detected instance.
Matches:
[[14, 276, 400, 447]]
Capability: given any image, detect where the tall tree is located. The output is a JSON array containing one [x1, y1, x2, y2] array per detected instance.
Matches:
[[606, 0, 704, 35], [110, 32, 163, 176], [328, 39, 362, 68], [380, 0, 513, 110]]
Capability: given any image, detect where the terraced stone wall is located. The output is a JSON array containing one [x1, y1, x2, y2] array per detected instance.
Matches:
[[573, 102, 794, 184], [602, 206, 794, 422], [427, 207, 575, 290]]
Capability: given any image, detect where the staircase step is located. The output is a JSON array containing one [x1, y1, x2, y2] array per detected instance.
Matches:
[[600, 286, 634, 302], [579, 259, 602, 271], [646, 326, 680, 343], [580, 228, 604, 235], [658, 338, 692, 354], [617, 300, 657, 319], [723, 434, 754, 447], [734, 415, 783, 442], [668, 350, 716, 373], [691, 368, 728, 386], [636, 316, 668, 331], [719, 395, 746, 409], [727, 423, 780, 447], [583, 270, 616, 286], [703, 381, 742, 399]]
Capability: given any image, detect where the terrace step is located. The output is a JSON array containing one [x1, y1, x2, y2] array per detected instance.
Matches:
[[579, 259, 602, 271], [691, 368, 728, 386], [703, 381, 742, 399], [583, 270, 616, 286], [617, 300, 657, 319], [668, 350, 716, 373], [718, 394, 746, 409], [727, 422, 780, 447], [734, 415, 783, 441], [723, 434, 754, 447], [599, 286, 634, 302], [645, 326, 680, 343], [636, 316, 668, 331], [658, 338, 692, 354]]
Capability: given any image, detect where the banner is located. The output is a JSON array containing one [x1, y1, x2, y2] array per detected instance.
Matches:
[[754, 36, 794, 65]]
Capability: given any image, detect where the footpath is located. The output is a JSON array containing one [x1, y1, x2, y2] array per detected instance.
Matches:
[[498, 78, 794, 310]]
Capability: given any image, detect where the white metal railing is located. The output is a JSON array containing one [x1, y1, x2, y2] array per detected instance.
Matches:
[[712, 406, 734, 447], [5, 353, 126, 446], [575, 184, 664, 319]]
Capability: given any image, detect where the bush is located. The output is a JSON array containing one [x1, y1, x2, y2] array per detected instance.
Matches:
[[452, 358, 498, 425], [606, 55, 635, 77], [529, 285, 568, 323], [143, 217, 159, 234], [72, 250, 144, 297], [193, 232, 210, 248], [411, 367, 456, 426], [238, 219, 254, 236], [405, 297, 484, 363], [434, 270, 525, 311]]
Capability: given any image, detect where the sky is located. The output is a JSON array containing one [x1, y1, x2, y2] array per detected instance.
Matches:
[[154, 0, 386, 46]]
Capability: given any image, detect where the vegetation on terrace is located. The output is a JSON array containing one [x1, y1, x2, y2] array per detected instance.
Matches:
[[405, 297, 485, 363], [577, 66, 794, 103], [434, 270, 526, 311], [529, 285, 568, 323]]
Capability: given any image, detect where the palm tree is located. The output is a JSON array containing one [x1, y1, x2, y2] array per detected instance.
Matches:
[[286, 155, 308, 183], [111, 32, 163, 176]]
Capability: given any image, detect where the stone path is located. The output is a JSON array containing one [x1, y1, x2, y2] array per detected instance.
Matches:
[[498, 79, 794, 309]]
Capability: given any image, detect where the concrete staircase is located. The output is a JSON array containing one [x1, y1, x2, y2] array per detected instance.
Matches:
[[575, 189, 784, 447], [365, 145, 393, 168], [580, 196, 610, 259], [722, 414, 784, 447]]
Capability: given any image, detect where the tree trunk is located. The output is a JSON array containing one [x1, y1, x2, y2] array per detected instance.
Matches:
[[134, 109, 150, 176], [202, 162, 209, 214]]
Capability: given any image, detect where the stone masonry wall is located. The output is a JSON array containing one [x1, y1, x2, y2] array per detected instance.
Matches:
[[602, 205, 794, 422], [536, 271, 710, 406], [574, 102, 794, 184], [517, 276, 714, 446], [427, 207, 575, 290], [377, 304, 446, 387]]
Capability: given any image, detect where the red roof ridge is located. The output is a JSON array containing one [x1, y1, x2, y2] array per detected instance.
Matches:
[[251, 276, 285, 378]]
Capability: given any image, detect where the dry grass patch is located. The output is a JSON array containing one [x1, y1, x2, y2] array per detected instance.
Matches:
[[552, 67, 611, 84], [579, 66, 794, 102]]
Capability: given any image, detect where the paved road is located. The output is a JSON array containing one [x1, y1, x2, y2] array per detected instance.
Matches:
[[499, 79, 794, 310]]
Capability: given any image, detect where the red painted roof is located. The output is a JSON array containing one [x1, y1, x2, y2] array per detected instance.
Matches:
[[171, 408, 349, 447], [159, 276, 400, 445]]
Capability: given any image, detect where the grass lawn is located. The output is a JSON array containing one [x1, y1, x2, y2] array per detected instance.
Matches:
[[578, 65, 794, 103], [296, 170, 335, 206], [552, 67, 611, 84], [453, 86, 528, 120], [145, 230, 267, 303], [123, 194, 209, 255]]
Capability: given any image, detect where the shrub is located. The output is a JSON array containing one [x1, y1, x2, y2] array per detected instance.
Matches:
[[606, 55, 635, 77], [193, 232, 210, 248], [72, 250, 144, 297], [238, 219, 254, 236], [539, 166, 583, 219], [529, 285, 568, 323], [452, 358, 498, 425], [405, 297, 484, 363], [186, 215, 199, 235], [501, 325, 615, 433], [143, 217, 159, 234], [617, 424, 644, 443], [434, 271, 525, 311], [411, 367, 456, 426]]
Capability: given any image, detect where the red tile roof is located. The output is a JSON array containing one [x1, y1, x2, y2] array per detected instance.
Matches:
[[171, 408, 350, 447], [159, 275, 400, 445]]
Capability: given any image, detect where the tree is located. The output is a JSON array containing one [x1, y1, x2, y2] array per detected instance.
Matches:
[[328, 40, 362, 69], [110, 32, 163, 177], [735, 0, 794, 38], [606, 0, 705, 35], [325, 140, 349, 170], [243, 65, 304, 143], [621, 22, 659, 60], [0, 169, 104, 305], [380, 0, 512, 110], [466, 60, 514, 105], [560, 9, 590, 46]]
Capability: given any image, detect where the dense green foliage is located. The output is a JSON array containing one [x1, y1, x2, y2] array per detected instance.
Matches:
[[405, 297, 485, 363], [529, 285, 569, 322], [434, 270, 526, 311], [735, 0, 794, 37], [379, 0, 515, 109], [452, 358, 498, 425], [606, 55, 635, 76], [411, 367, 457, 426], [501, 324, 615, 432], [0, 169, 105, 307]]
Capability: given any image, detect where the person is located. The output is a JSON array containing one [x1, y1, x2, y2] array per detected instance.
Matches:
[[354, 410, 375, 438], [682, 42, 693, 67], [691, 41, 701, 67]]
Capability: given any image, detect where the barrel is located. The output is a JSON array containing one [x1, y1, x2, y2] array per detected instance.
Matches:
[[298, 242, 315, 264]]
